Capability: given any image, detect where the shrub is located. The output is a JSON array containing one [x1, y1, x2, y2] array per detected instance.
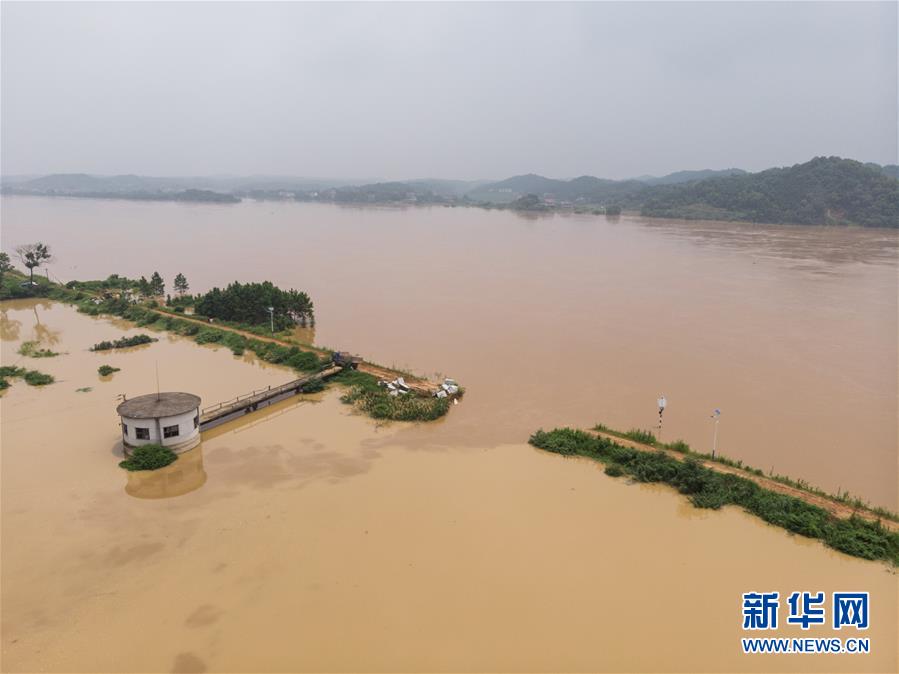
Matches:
[[91, 334, 156, 351], [220, 332, 247, 355], [0, 378, 9, 390], [194, 328, 224, 344], [119, 443, 178, 471], [286, 350, 323, 372], [604, 464, 625, 477], [0, 366, 26, 378], [98, 365, 121, 376], [667, 440, 692, 453], [18, 341, 60, 358], [23, 370, 54, 386], [298, 379, 325, 393]]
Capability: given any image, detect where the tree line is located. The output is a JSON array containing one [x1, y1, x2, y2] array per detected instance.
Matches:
[[195, 281, 314, 329]]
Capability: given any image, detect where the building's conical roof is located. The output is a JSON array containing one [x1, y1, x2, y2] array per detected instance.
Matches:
[[116, 392, 201, 419]]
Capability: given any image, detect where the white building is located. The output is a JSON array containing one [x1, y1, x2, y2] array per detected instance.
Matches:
[[116, 392, 202, 453]]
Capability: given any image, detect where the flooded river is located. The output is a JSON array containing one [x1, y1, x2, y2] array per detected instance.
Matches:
[[1, 197, 896, 672]]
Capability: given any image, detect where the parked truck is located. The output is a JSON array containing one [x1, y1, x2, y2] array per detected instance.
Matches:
[[332, 351, 363, 370]]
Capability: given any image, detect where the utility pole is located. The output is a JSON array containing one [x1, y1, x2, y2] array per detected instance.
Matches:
[[710, 408, 721, 458], [267, 306, 274, 335]]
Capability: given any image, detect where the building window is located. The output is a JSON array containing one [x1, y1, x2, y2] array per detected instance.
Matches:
[[135, 427, 150, 440], [163, 424, 180, 438], [193, 414, 199, 429], [122, 423, 128, 436]]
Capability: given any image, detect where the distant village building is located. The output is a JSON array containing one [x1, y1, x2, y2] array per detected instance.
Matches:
[[116, 392, 202, 453]]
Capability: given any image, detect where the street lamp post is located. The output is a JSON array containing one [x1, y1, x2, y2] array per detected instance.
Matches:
[[710, 408, 721, 458], [266, 306, 274, 335], [657, 394, 667, 438]]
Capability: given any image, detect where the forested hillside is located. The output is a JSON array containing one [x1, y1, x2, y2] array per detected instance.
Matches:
[[640, 157, 899, 227]]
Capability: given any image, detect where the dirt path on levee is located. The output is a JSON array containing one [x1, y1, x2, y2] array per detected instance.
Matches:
[[591, 431, 898, 532], [148, 308, 439, 394]]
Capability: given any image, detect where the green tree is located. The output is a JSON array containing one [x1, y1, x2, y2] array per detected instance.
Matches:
[[150, 271, 165, 296], [14, 243, 52, 285], [0, 252, 13, 283], [173, 273, 189, 296], [138, 276, 151, 296]]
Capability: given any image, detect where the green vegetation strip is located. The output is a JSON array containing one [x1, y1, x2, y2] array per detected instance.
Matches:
[[90, 334, 157, 351], [594, 424, 898, 523], [529, 428, 899, 565]]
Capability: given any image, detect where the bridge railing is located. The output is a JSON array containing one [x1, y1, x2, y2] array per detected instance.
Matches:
[[199, 367, 342, 418], [201, 385, 273, 415]]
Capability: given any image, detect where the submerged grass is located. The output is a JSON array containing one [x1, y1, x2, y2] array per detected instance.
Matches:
[[530, 427, 899, 565], [18, 341, 61, 358], [0, 365, 55, 387]]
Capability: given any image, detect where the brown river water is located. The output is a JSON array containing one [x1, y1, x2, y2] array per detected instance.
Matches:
[[1, 196, 897, 672]]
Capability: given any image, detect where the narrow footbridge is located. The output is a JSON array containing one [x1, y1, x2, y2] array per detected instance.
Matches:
[[199, 365, 343, 429]]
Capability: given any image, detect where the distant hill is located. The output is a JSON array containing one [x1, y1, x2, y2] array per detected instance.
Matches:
[[641, 157, 899, 227], [634, 168, 747, 185], [405, 178, 491, 197], [9, 173, 190, 193], [1, 174, 240, 203], [4, 159, 896, 226], [467, 173, 646, 204], [0, 173, 364, 197], [328, 181, 448, 204]]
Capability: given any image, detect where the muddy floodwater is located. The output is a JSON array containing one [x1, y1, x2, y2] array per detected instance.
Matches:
[[1, 197, 897, 673]]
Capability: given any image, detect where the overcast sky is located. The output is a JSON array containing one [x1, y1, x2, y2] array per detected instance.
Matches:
[[1, 1, 896, 180]]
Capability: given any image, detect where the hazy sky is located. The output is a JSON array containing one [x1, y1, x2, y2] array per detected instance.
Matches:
[[1, 1, 896, 180]]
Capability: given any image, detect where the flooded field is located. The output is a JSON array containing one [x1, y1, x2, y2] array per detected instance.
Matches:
[[1, 197, 897, 672]]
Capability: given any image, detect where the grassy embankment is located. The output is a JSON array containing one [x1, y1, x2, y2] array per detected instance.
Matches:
[[1, 272, 449, 421], [529, 427, 899, 565], [595, 424, 898, 523]]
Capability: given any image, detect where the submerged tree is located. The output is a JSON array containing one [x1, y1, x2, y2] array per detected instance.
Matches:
[[14, 242, 52, 285], [173, 273, 189, 296]]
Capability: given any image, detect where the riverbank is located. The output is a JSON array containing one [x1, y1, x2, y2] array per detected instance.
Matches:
[[2, 270, 458, 421], [529, 427, 899, 565]]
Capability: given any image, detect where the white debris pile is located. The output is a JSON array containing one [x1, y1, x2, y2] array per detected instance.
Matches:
[[379, 377, 412, 397], [435, 378, 459, 398]]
